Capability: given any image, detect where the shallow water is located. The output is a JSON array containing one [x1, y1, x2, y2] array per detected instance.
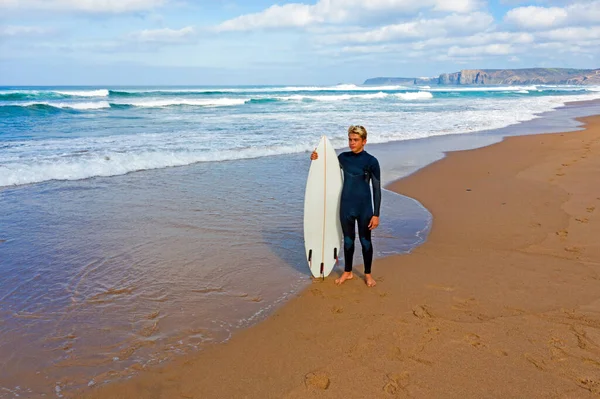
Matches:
[[0, 149, 430, 397]]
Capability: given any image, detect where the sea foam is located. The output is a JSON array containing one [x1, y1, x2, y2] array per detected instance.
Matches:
[[394, 92, 434, 100], [54, 89, 110, 97]]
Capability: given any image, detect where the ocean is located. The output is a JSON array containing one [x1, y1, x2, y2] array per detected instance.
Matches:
[[1, 84, 600, 397]]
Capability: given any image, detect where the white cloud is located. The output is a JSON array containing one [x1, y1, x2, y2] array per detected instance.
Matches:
[[413, 31, 534, 50], [0, 0, 167, 13], [322, 12, 495, 44], [215, 0, 483, 31], [130, 27, 196, 44], [504, 6, 568, 29], [504, 1, 600, 30], [434, 0, 482, 13], [0, 25, 51, 37], [217, 4, 320, 31], [566, 0, 600, 25], [340, 44, 392, 54], [448, 43, 515, 56], [536, 25, 600, 41]]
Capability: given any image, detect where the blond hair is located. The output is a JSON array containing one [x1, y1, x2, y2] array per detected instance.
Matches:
[[348, 125, 367, 140]]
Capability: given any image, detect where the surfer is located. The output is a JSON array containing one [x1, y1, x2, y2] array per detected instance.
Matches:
[[311, 125, 381, 287]]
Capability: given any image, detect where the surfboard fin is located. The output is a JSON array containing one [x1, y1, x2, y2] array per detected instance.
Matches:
[[334, 248, 338, 264], [320, 262, 324, 281]]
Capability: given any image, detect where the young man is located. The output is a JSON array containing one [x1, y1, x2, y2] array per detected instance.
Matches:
[[311, 125, 381, 287]]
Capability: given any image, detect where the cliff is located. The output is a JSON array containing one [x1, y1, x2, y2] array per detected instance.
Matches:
[[365, 68, 600, 86]]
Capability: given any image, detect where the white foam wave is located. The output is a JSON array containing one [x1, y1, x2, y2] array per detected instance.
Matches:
[[106, 84, 408, 94], [54, 89, 109, 97], [394, 92, 434, 100], [122, 98, 246, 107], [428, 85, 539, 92], [0, 144, 315, 187], [12, 101, 112, 110], [328, 84, 407, 91], [278, 92, 388, 101]]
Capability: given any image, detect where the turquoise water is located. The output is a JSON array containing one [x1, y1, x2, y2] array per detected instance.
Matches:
[[2, 84, 599, 187], [1, 84, 600, 398]]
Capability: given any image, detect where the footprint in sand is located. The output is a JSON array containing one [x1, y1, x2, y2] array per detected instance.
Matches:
[[524, 353, 546, 371], [452, 297, 477, 311], [564, 246, 581, 254], [305, 371, 330, 390], [388, 346, 403, 361], [383, 380, 399, 395], [425, 284, 455, 292], [577, 377, 600, 394], [583, 358, 600, 368], [587, 206, 596, 213], [556, 172, 565, 176], [464, 333, 484, 348], [310, 288, 324, 297], [408, 354, 433, 366], [383, 372, 410, 395], [331, 306, 344, 314], [504, 306, 527, 316], [575, 218, 589, 224], [548, 338, 568, 362], [556, 229, 569, 238], [412, 305, 433, 319]]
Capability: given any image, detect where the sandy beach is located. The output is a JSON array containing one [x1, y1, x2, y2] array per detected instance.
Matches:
[[79, 115, 600, 398]]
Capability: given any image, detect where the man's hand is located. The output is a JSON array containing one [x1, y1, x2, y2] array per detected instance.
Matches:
[[310, 150, 318, 161], [368, 216, 380, 230]]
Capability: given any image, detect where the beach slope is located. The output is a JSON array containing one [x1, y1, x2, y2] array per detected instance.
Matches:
[[83, 116, 600, 399]]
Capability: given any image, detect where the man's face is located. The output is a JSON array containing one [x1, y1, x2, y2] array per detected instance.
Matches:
[[348, 133, 366, 154]]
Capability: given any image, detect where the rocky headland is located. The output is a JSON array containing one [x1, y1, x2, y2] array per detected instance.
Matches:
[[365, 68, 600, 85]]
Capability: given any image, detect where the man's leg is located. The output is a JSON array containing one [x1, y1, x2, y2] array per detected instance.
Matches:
[[336, 212, 356, 285], [358, 212, 376, 287]]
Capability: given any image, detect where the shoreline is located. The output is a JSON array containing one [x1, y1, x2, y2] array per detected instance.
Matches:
[[80, 111, 600, 397]]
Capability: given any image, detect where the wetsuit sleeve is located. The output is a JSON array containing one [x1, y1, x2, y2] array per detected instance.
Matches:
[[371, 158, 381, 217]]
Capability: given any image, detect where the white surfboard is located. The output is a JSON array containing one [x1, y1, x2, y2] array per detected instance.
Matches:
[[304, 135, 343, 279]]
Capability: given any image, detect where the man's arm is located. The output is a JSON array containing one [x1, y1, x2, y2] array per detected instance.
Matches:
[[371, 159, 381, 217], [368, 158, 381, 230]]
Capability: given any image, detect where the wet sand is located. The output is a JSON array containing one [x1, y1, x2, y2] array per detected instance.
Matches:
[[82, 115, 600, 398]]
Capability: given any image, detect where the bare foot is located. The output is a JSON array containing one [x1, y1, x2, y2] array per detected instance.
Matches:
[[335, 272, 353, 285], [365, 274, 377, 287]]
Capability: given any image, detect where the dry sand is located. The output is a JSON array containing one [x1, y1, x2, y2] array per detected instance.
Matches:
[[82, 115, 600, 398]]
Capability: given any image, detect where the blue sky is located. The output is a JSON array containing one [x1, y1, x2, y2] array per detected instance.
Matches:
[[1, 0, 598, 85]]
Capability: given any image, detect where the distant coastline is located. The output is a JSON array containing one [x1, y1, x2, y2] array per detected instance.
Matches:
[[364, 67, 600, 86]]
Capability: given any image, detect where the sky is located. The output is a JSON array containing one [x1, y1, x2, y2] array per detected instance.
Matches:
[[0, 0, 599, 85]]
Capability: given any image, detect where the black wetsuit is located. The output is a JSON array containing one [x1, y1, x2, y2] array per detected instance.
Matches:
[[338, 150, 381, 274]]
